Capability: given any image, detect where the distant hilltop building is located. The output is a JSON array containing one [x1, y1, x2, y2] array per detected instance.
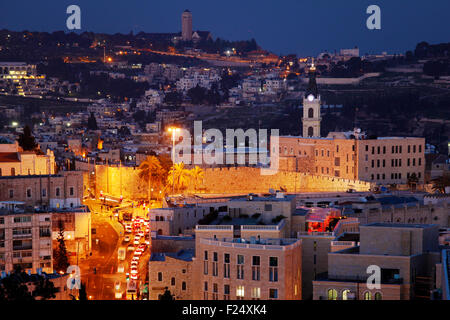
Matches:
[[181, 10, 193, 41], [181, 10, 212, 43], [340, 47, 360, 57]]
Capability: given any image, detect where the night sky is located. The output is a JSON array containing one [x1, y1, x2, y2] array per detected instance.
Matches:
[[0, 0, 448, 56]]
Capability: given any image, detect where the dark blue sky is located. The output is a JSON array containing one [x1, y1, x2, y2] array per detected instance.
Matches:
[[0, 0, 448, 56]]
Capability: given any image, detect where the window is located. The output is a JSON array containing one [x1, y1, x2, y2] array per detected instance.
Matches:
[[413, 145, 416, 153], [224, 253, 230, 278], [204, 282, 208, 300], [212, 283, 218, 300], [236, 286, 245, 300], [157, 272, 162, 281], [365, 145, 368, 152], [308, 108, 314, 118], [182, 282, 186, 291], [264, 204, 272, 211], [382, 159, 385, 167], [26, 188, 32, 198], [269, 257, 278, 282], [171, 277, 175, 286], [419, 145, 422, 153], [56, 187, 60, 197], [375, 292, 382, 300], [342, 289, 351, 300], [204, 250, 208, 275], [251, 287, 261, 300], [364, 291, 372, 300], [269, 289, 278, 299], [212, 252, 218, 276], [327, 289, 338, 300], [11, 168, 15, 176], [224, 284, 230, 300], [69, 187, 74, 196], [383, 146, 386, 154], [9, 189, 13, 199], [42, 188, 47, 197], [237, 255, 244, 279], [252, 256, 260, 281]]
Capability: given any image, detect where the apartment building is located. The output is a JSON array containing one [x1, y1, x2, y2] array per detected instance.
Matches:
[[0, 201, 53, 274], [192, 235, 302, 300], [313, 223, 441, 300]]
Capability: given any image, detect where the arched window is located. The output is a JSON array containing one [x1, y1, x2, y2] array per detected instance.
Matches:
[[364, 291, 372, 300], [308, 108, 314, 118], [374, 292, 382, 300], [157, 229, 163, 235], [171, 277, 175, 286], [327, 289, 338, 300], [342, 289, 351, 300], [308, 127, 314, 137]]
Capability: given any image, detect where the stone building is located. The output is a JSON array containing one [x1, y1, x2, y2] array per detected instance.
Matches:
[[148, 249, 194, 300], [313, 223, 441, 300], [0, 171, 83, 210], [278, 134, 425, 185], [149, 205, 209, 236], [192, 236, 302, 300], [0, 138, 55, 177]]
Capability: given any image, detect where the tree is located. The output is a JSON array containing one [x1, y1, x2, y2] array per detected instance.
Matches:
[[32, 276, 57, 300], [18, 125, 38, 151], [0, 267, 57, 301], [189, 166, 204, 192], [87, 112, 98, 130], [167, 162, 192, 194], [159, 287, 175, 300], [0, 267, 33, 301], [138, 156, 165, 201], [407, 173, 419, 191], [53, 220, 70, 273]]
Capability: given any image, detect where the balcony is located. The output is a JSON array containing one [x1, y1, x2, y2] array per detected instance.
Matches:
[[13, 245, 33, 251], [12, 233, 32, 239]]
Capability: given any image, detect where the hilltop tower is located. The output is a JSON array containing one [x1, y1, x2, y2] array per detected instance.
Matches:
[[302, 60, 321, 137], [181, 10, 193, 41]]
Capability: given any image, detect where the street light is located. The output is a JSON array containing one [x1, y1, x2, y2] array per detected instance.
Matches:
[[168, 127, 180, 196]]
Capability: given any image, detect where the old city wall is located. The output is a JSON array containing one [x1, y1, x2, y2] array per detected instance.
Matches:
[[94, 165, 373, 199]]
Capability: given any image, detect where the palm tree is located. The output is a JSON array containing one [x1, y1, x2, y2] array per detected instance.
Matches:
[[167, 162, 191, 194], [190, 166, 204, 192], [138, 156, 164, 201]]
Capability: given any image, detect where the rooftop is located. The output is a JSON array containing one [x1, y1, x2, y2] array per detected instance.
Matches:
[[229, 194, 296, 202], [363, 222, 436, 229], [150, 249, 194, 262]]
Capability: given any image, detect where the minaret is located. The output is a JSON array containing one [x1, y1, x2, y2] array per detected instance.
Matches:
[[302, 59, 321, 137], [181, 10, 193, 41]]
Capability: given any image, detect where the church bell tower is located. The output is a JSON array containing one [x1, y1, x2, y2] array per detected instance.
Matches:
[[302, 60, 321, 137]]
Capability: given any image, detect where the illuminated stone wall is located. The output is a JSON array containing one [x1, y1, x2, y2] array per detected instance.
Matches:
[[94, 165, 373, 199]]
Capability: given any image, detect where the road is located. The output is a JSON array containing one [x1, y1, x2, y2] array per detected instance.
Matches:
[[79, 199, 151, 300]]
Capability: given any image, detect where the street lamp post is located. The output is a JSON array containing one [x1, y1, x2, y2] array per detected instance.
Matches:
[[168, 127, 180, 196]]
